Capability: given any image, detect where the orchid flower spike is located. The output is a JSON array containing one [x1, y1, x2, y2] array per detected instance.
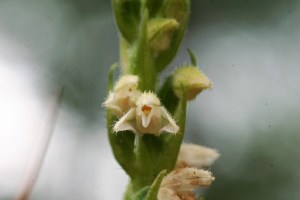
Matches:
[[102, 75, 141, 117], [113, 92, 179, 136], [176, 143, 220, 169]]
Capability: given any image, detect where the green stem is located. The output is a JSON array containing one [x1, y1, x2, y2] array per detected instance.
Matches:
[[128, 7, 156, 91]]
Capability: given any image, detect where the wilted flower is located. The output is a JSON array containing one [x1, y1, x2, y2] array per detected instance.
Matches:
[[176, 144, 220, 169], [158, 167, 215, 200], [158, 188, 181, 200], [113, 92, 179, 135], [172, 66, 212, 100], [103, 75, 140, 117], [158, 187, 196, 200]]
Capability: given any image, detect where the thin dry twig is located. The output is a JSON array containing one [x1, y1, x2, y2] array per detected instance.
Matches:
[[16, 87, 65, 200]]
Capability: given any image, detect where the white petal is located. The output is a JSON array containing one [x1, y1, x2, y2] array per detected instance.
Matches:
[[159, 107, 179, 134], [140, 107, 157, 128], [102, 92, 123, 116], [176, 144, 220, 169], [113, 108, 137, 133], [102, 92, 114, 108]]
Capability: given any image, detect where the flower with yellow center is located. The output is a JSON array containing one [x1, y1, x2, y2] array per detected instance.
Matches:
[[102, 75, 140, 117], [113, 92, 179, 135]]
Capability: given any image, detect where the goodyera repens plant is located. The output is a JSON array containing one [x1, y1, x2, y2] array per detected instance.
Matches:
[[103, 0, 219, 199]]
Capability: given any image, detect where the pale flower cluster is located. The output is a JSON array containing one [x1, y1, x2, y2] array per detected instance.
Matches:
[[103, 75, 179, 136], [103, 75, 219, 199]]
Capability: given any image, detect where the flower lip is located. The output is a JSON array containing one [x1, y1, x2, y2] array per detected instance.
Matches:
[[142, 104, 152, 116], [137, 92, 160, 128]]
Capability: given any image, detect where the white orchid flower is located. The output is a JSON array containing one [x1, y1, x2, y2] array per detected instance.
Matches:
[[102, 75, 141, 117], [113, 92, 179, 136]]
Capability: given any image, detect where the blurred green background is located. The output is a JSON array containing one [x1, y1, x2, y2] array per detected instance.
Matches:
[[0, 0, 299, 199]]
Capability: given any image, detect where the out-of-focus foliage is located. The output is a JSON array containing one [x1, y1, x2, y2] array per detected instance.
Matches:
[[206, 122, 300, 200]]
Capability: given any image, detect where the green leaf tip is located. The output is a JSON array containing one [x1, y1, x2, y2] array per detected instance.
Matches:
[[145, 169, 167, 200], [132, 186, 150, 200], [187, 48, 197, 66]]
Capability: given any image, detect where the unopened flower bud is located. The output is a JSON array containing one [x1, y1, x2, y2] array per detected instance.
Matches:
[[102, 75, 140, 117], [176, 144, 220, 169], [113, 92, 179, 135], [153, 0, 190, 72], [148, 18, 179, 52], [172, 66, 212, 100]]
